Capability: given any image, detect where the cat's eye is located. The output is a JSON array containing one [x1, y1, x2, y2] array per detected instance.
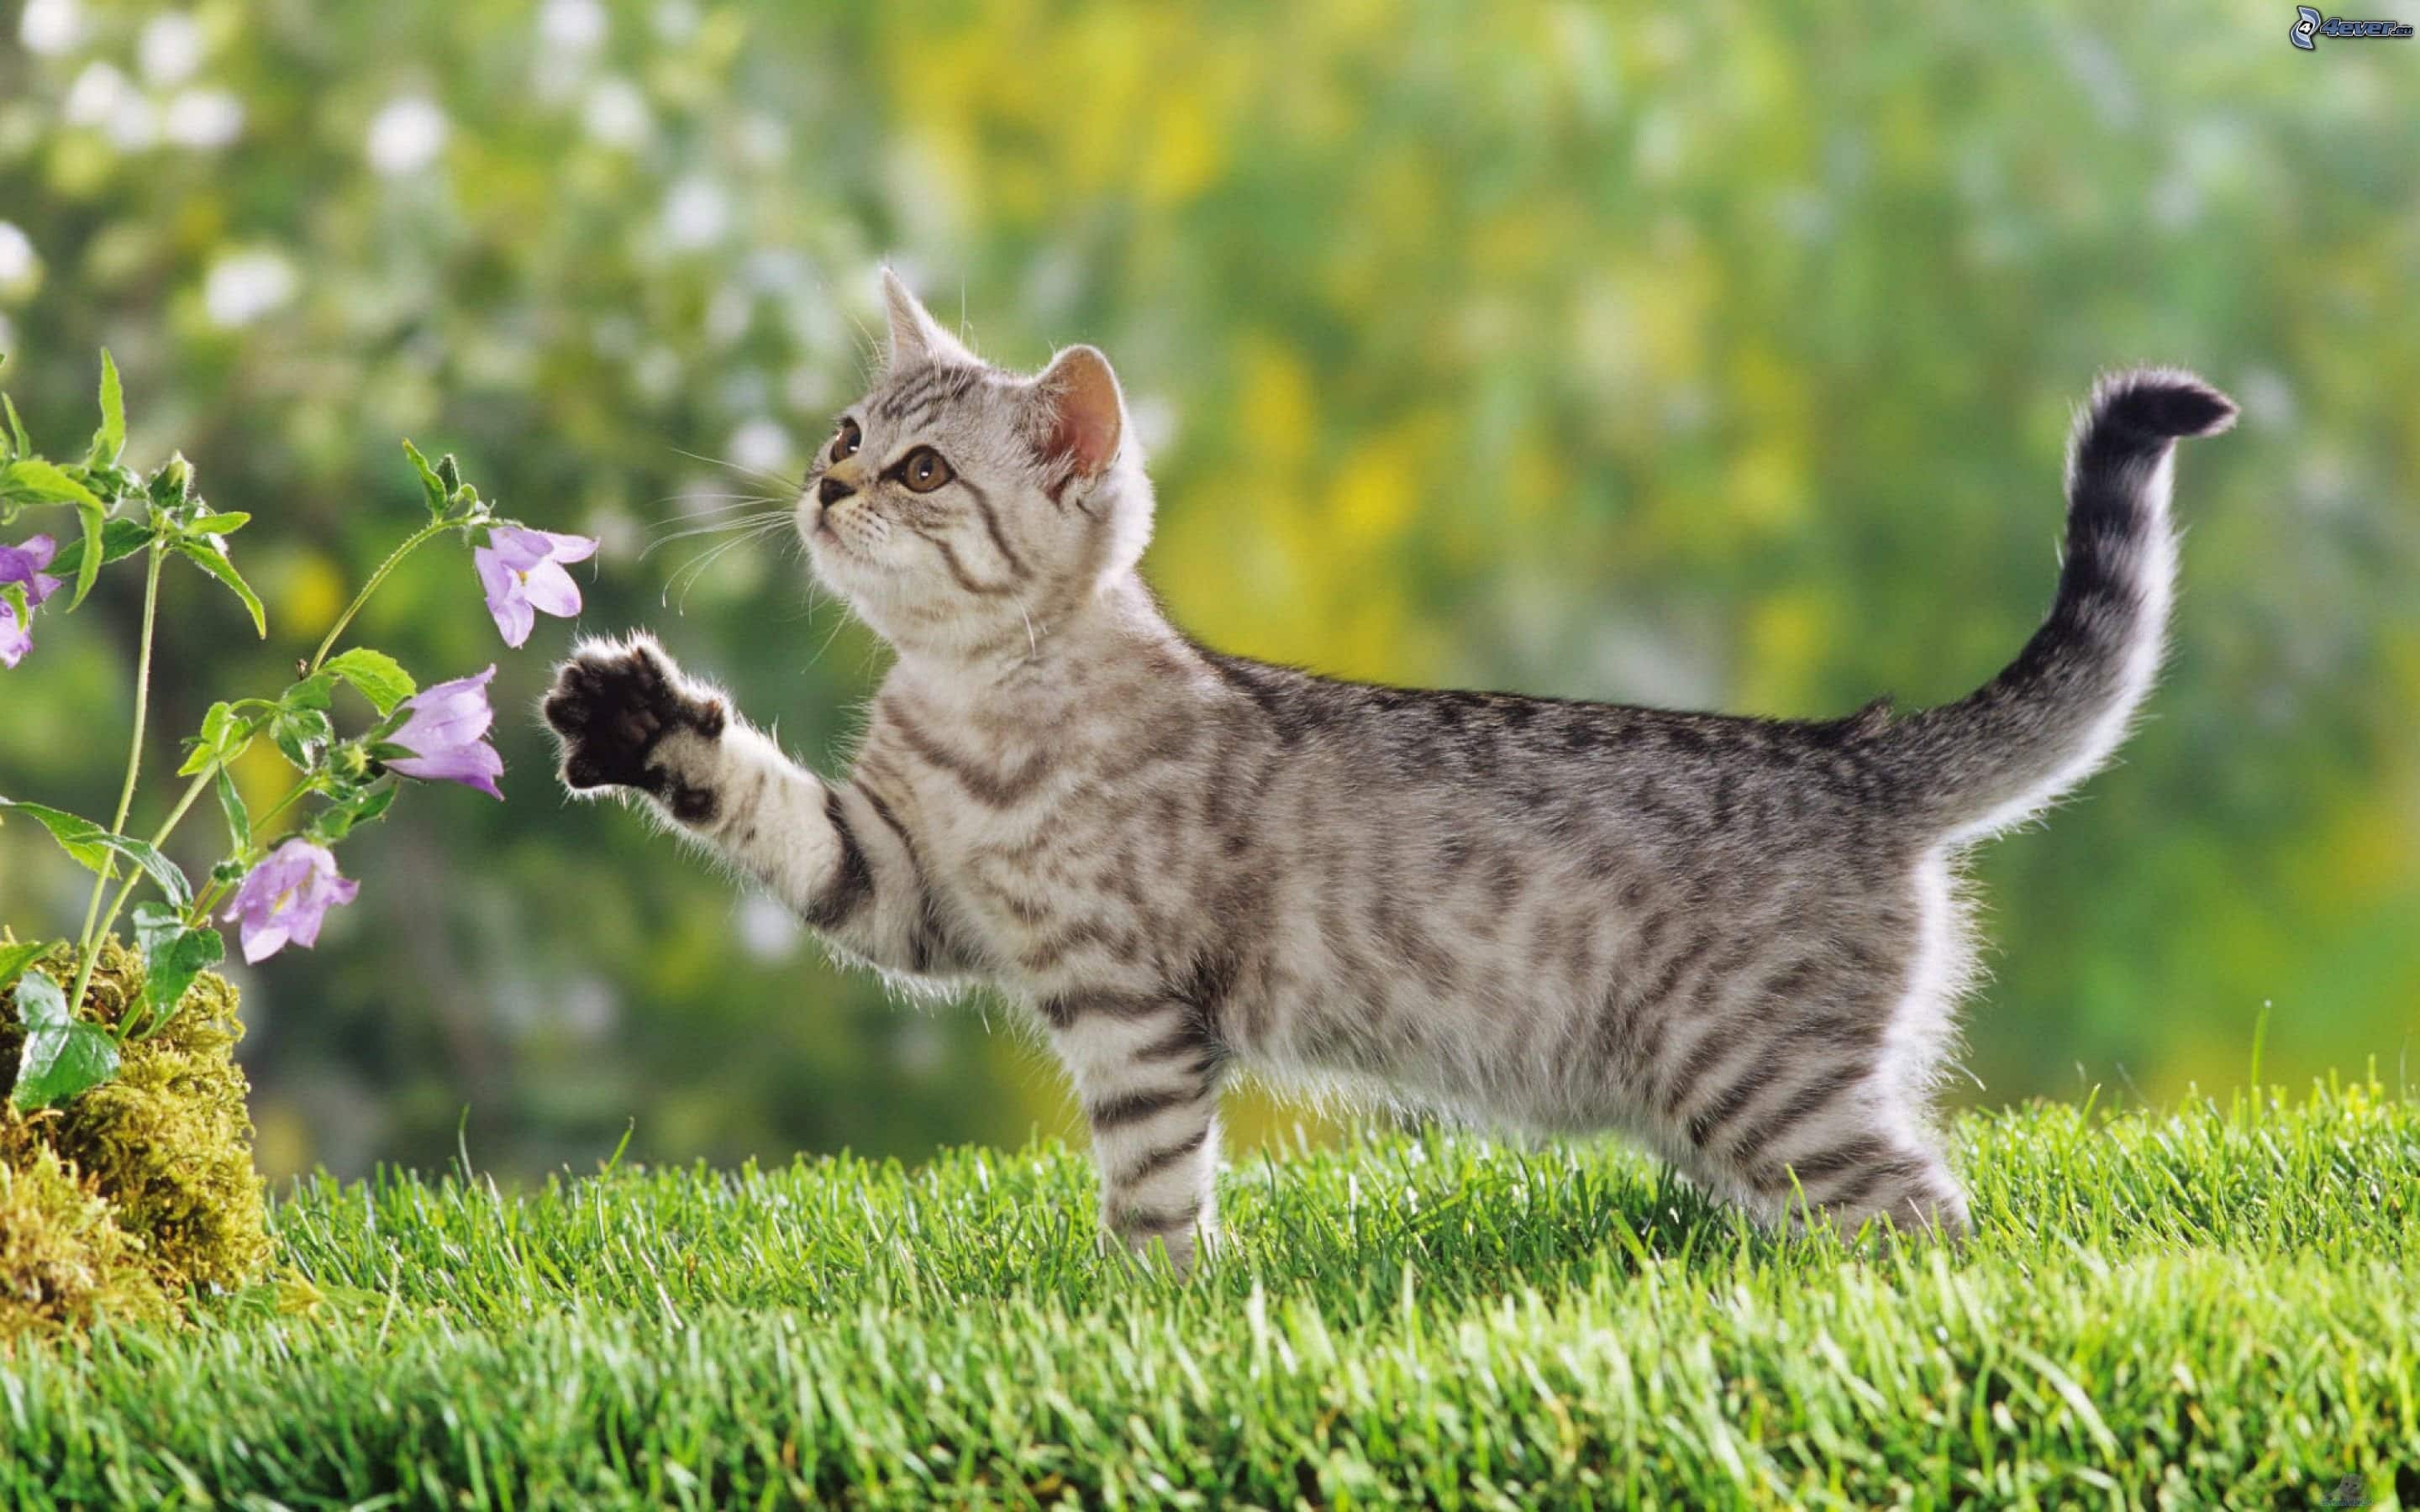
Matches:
[[830, 417, 861, 463], [896, 446, 954, 493]]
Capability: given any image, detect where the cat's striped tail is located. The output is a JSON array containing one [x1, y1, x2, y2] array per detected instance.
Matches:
[[1883, 369, 2236, 843]]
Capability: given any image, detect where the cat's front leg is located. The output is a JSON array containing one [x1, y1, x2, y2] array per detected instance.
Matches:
[[1043, 991, 1227, 1275], [544, 633, 733, 822], [543, 634, 964, 977]]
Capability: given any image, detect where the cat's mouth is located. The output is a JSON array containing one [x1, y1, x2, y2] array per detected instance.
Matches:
[[806, 511, 862, 565]]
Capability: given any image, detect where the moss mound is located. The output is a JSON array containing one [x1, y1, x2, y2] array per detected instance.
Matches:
[[0, 1142, 175, 1342], [0, 933, 273, 1341]]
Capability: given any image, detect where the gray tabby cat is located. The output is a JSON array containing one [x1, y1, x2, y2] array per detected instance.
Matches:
[[544, 270, 2234, 1270]]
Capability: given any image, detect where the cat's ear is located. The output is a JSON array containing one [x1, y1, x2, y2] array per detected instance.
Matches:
[[1028, 344, 1125, 482], [881, 266, 976, 370]]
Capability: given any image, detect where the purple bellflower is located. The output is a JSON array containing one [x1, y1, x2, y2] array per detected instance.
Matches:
[[0, 534, 64, 669], [384, 665, 505, 800], [474, 526, 597, 648], [222, 839, 360, 963]]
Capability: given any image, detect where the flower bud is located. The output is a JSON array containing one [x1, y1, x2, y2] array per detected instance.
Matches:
[[154, 452, 192, 501], [436, 454, 461, 494]]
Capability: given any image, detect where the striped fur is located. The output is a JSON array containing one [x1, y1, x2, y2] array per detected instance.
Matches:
[[546, 272, 2234, 1270]]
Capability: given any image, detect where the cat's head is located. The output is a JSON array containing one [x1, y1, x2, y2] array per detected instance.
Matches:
[[797, 270, 1153, 660]]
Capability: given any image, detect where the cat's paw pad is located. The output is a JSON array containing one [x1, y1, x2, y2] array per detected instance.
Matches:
[[543, 635, 726, 801]]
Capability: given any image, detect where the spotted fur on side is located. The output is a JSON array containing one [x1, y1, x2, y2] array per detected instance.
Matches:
[[544, 271, 2235, 1271]]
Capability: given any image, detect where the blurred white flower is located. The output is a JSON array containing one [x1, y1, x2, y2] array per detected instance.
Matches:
[[62, 59, 132, 126], [108, 100, 159, 151], [138, 12, 205, 87], [727, 418, 792, 476], [162, 89, 245, 150], [589, 314, 638, 355], [541, 0, 608, 52], [653, 0, 699, 41], [17, 0, 82, 55], [734, 113, 786, 168], [2238, 368, 2296, 432], [366, 96, 448, 176], [633, 346, 682, 403], [203, 249, 297, 328], [1129, 394, 1178, 454], [736, 893, 802, 963], [582, 76, 651, 149], [893, 1017, 944, 1077], [555, 976, 618, 1039], [660, 176, 729, 249], [706, 286, 752, 344], [784, 365, 834, 413], [0, 222, 39, 296]]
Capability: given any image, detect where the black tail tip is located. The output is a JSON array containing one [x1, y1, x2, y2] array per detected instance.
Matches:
[[2090, 368, 2239, 442]]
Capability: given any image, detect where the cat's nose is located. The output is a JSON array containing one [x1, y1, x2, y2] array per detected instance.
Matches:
[[818, 475, 856, 506]]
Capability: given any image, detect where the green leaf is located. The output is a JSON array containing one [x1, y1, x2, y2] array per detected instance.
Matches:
[[87, 349, 126, 468], [0, 459, 108, 607], [184, 512, 250, 534], [131, 901, 224, 1023], [69, 498, 106, 607], [11, 969, 121, 1112], [351, 782, 398, 827], [271, 707, 335, 771], [2, 392, 30, 459], [215, 764, 250, 853], [307, 780, 397, 846], [0, 940, 56, 995], [174, 536, 267, 637], [324, 648, 417, 717], [281, 672, 336, 712], [402, 439, 447, 516], [46, 517, 154, 580], [0, 458, 91, 507], [0, 797, 193, 910], [179, 701, 263, 776]]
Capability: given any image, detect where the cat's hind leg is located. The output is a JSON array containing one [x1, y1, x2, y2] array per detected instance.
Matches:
[[1697, 862, 1973, 1237], [1670, 1058, 1968, 1238], [1664, 998, 1970, 1239], [1667, 1070, 1969, 1237], [1754, 1123, 1971, 1237]]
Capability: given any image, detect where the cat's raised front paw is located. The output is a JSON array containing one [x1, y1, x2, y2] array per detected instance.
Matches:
[[542, 634, 727, 820]]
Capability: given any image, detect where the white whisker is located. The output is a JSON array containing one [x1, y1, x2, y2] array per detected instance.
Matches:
[[660, 443, 798, 493], [660, 518, 790, 611], [648, 494, 785, 522], [640, 510, 792, 558]]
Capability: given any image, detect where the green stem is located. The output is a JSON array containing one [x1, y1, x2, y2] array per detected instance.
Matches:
[[63, 543, 167, 1021], [66, 513, 455, 1021], [308, 519, 455, 675], [76, 763, 216, 1030], [76, 542, 166, 956], [184, 780, 317, 927]]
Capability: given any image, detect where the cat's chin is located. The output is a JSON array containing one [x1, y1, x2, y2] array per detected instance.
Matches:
[[799, 536, 894, 624]]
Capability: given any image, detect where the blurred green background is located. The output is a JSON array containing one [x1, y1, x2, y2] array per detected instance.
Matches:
[[2, 0, 2413, 1183]]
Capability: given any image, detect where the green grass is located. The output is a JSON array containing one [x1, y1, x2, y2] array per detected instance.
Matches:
[[3, 1079, 2416, 1509]]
